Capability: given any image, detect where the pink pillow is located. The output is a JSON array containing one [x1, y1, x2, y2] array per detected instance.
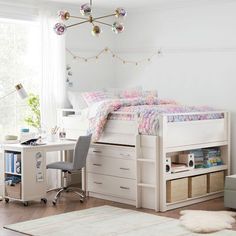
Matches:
[[82, 91, 108, 106], [119, 87, 142, 99]]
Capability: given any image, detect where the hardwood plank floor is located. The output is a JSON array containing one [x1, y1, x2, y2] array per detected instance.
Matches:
[[0, 193, 235, 235]]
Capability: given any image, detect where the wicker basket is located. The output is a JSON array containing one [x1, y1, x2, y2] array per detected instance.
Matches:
[[5, 183, 21, 199]]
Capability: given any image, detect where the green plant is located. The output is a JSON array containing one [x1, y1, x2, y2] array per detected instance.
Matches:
[[24, 93, 41, 129]]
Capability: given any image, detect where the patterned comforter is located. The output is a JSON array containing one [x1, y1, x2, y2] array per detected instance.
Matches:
[[87, 97, 223, 141]]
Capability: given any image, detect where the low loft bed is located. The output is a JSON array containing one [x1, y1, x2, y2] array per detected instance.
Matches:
[[58, 109, 230, 212]]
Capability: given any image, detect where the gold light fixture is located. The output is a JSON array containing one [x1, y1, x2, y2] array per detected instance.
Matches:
[[54, 0, 127, 37]]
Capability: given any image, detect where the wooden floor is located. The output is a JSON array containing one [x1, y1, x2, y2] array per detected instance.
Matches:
[[0, 193, 235, 235]]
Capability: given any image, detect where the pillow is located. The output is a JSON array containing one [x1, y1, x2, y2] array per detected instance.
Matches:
[[103, 88, 120, 98], [67, 91, 88, 110], [143, 90, 158, 98], [82, 90, 108, 106], [119, 87, 142, 99]]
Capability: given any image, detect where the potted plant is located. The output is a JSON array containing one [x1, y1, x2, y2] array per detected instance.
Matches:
[[24, 93, 41, 130]]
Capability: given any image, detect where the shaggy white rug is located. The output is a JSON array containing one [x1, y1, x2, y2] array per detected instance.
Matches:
[[180, 210, 236, 233]]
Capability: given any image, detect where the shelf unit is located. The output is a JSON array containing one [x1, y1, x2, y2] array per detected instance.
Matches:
[[159, 112, 230, 212], [4, 151, 22, 201], [160, 145, 229, 211], [166, 165, 228, 181], [2, 147, 47, 206]]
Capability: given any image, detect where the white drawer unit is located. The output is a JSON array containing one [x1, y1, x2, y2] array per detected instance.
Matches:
[[89, 145, 135, 160], [87, 156, 136, 179], [87, 173, 136, 200]]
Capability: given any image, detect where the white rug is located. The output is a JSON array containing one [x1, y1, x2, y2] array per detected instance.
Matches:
[[180, 210, 236, 233], [4, 206, 236, 236]]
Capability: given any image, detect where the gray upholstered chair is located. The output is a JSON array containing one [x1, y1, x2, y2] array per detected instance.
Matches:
[[47, 134, 92, 205]]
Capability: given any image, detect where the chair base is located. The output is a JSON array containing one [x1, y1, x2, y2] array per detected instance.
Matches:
[[52, 186, 86, 205]]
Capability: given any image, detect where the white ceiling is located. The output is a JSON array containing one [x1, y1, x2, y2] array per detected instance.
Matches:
[[44, 0, 230, 10], [46, 0, 183, 9]]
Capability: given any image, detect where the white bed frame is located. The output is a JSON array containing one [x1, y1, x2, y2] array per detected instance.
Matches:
[[58, 109, 230, 212]]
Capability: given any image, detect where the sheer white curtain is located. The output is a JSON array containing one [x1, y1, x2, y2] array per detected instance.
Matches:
[[40, 7, 67, 189]]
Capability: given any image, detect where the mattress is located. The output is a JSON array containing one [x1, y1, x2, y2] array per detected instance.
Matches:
[[88, 98, 224, 141]]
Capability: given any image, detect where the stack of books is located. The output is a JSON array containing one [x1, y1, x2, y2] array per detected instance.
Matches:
[[203, 148, 222, 168], [5, 153, 21, 174], [189, 149, 204, 168]]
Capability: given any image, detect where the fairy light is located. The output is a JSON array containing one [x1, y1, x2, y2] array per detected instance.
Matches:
[[66, 47, 162, 65]]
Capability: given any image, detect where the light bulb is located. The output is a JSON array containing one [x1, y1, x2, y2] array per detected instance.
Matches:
[[92, 25, 101, 36], [80, 3, 92, 16], [57, 10, 70, 20], [115, 8, 127, 18], [54, 23, 67, 35], [112, 22, 124, 34]]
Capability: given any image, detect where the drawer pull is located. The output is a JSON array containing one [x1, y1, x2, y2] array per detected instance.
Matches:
[[120, 153, 131, 157], [120, 186, 130, 190], [93, 163, 102, 167], [93, 150, 102, 154], [94, 181, 103, 185], [120, 167, 130, 171]]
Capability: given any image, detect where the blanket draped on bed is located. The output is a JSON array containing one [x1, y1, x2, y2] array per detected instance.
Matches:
[[87, 97, 223, 142]]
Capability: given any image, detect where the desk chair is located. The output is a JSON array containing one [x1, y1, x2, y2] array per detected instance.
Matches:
[[47, 134, 92, 205]]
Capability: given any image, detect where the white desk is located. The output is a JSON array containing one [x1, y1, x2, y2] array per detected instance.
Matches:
[[2, 140, 76, 205]]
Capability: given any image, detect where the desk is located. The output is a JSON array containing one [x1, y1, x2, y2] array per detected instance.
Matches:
[[2, 140, 76, 205]]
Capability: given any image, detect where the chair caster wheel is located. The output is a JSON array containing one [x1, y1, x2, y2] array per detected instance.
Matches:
[[52, 200, 57, 205], [23, 202, 29, 207], [80, 198, 84, 203], [5, 198, 9, 203], [41, 198, 47, 204]]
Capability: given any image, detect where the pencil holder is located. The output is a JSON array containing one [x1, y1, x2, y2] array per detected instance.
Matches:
[[47, 134, 57, 142]]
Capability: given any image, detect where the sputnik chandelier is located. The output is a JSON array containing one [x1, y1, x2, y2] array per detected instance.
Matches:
[[54, 0, 127, 36]]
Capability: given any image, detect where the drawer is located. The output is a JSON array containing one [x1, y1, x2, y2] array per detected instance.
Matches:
[[87, 173, 136, 200], [89, 145, 135, 160], [87, 156, 136, 179]]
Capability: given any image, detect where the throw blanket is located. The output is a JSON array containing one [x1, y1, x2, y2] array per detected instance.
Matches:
[[88, 97, 223, 141]]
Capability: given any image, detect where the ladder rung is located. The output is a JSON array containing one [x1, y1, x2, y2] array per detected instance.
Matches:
[[138, 183, 155, 188], [137, 159, 155, 163]]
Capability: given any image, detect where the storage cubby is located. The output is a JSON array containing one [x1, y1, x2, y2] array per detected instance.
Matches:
[[189, 174, 207, 198], [167, 178, 188, 203], [207, 171, 225, 193], [5, 182, 21, 199], [163, 144, 229, 210]]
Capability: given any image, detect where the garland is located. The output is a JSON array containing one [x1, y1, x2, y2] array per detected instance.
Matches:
[[66, 47, 162, 66]]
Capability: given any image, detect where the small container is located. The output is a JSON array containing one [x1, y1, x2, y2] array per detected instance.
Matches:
[[47, 134, 58, 142], [59, 128, 66, 139]]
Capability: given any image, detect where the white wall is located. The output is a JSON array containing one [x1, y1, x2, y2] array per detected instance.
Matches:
[[113, 1, 236, 173], [65, 6, 116, 92]]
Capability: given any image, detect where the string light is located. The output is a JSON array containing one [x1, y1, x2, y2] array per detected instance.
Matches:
[[66, 47, 162, 65]]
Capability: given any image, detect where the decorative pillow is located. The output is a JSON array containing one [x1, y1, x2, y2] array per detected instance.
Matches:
[[119, 87, 142, 99], [67, 91, 88, 110], [82, 91, 108, 106]]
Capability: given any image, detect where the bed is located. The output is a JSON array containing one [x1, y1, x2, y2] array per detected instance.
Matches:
[[58, 90, 230, 212]]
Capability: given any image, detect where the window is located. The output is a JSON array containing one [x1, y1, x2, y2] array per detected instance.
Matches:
[[0, 18, 41, 140]]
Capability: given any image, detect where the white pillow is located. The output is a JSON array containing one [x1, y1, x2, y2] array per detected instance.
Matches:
[[67, 91, 88, 111]]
